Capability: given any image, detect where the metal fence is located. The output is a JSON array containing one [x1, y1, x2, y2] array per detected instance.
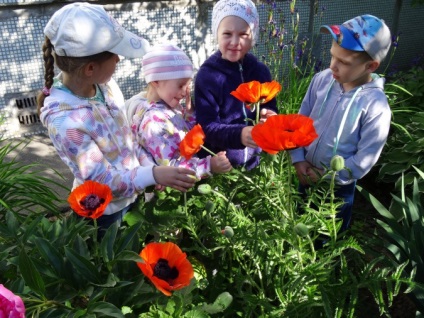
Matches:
[[1, 0, 423, 138]]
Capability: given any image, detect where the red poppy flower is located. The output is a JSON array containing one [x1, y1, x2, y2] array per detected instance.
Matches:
[[179, 124, 206, 159], [260, 80, 282, 104], [67, 180, 113, 219], [138, 242, 194, 296], [230, 81, 261, 105], [251, 114, 318, 154]]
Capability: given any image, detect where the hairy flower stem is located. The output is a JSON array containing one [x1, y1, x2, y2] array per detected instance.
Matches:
[[24, 298, 69, 311], [296, 237, 304, 269], [307, 235, 317, 261], [329, 171, 338, 242], [285, 151, 294, 219], [255, 102, 261, 124], [200, 145, 217, 157], [94, 219, 100, 263], [184, 192, 187, 215], [184, 192, 209, 251]]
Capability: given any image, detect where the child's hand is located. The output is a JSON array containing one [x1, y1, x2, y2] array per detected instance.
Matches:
[[210, 151, 232, 174], [259, 108, 277, 123], [153, 166, 196, 192], [241, 126, 258, 148], [155, 184, 165, 191], [306, 167, 324, 183], [294, 161, 314, 185]]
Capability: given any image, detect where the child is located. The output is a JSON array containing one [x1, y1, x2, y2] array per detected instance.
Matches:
[[290, 14, 392, 232], [194, 0, 278, 170], [126, 44, 232, 179], [37, 3, 196, 230]]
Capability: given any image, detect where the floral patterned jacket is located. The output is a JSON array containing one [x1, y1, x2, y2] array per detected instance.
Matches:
[[40, 75, 156, 215], [125, 93, 212, 179]]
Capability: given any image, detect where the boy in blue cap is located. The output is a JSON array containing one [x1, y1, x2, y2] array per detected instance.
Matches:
[[290, 15, 392, 233]]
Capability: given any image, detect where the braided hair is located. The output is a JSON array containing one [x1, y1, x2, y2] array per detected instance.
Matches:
[[37, 36, 114, 114]]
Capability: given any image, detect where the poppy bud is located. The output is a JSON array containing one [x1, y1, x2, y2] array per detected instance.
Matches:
[[330, 155, 345, 172], [205, 200, 215, 213], [221, 226, 234, 238], [198, 184, 212, 195], [214, 291, 233, 308], [293, 223, 309, 237]]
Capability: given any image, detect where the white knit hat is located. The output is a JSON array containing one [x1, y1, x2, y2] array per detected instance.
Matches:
[[212, 0, 259, 43], [44, 2, 150, 58], [142, 44, 194, 83]]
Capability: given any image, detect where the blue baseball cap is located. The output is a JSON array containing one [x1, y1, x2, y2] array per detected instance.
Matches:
[[320, 14, 392, 62]]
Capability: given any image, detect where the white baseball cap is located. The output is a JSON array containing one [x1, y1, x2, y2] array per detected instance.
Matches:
[[44, 2, 150, 58]]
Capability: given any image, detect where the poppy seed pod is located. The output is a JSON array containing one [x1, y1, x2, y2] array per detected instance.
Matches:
[[293, 223, 309, 237], [214, 291, 233, 308], [330, 155, 345, 172], [205, 200, 216, 213], [198, 184, 212, 195], [221, 226, 234, 238]]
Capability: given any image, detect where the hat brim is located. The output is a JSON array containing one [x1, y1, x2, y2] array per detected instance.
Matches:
[[320, 25, 364, 52], [108, 30, 151, 58]]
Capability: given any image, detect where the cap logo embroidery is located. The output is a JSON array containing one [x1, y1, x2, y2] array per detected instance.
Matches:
[[130, 37, 143, 49]]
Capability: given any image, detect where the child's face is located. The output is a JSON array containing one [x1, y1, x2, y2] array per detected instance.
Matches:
[[217, 16, 253, 62], [155, 78, 192, 108], [94, 54, 120, 84], [329, 41, 375, 91]]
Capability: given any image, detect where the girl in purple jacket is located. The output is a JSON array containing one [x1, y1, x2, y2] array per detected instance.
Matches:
[[194, 0, 278, 170]]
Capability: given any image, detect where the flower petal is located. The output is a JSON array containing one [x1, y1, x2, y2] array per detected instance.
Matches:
[[252, 114, 318, 154], [137, 242, 194, 296], [67, 180, 112, 219], [230, 81, 261, 104], [260, 80, 282, 104], [179, 124, 206, 159]]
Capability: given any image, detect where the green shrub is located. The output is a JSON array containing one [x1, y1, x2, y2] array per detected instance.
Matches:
[[378, 65, 424, 192], [358, 166, 424, 314]]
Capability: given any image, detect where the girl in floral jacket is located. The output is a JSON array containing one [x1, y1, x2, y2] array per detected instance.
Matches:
[[126, 44, 232, 180], [38, 3, 196, 230]]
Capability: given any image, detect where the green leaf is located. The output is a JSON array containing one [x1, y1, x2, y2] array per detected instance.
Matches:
[[22, 214, 44, 242], [116, 222, 142, 254], [6, 210, 19, 236], [356, 186, 394, 220], [100, 222, 118, 263], [18, 248, 45, 295], [64, 247, 101, 283], [115, 250, 144, 263], [33, 237, 65, 277], [87, 301, 124, 318]]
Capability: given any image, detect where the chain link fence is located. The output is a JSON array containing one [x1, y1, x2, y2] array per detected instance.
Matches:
[[0, 0, 423, 138]]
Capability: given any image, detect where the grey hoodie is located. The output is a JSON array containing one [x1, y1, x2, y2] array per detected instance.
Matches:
[[290, 68, 391, 184]]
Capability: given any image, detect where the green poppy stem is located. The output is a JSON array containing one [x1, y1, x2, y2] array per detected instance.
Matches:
[[94, 218, 100, 263], [255, 102, 261, 124], [200, 145, 217, 157], [284, 151, 294, 219], [184, 192, 188, 215], [330, 171, 338, 242]]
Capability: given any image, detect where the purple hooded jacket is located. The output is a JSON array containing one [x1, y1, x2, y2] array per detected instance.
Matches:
[[194, 51, 278, 170]]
